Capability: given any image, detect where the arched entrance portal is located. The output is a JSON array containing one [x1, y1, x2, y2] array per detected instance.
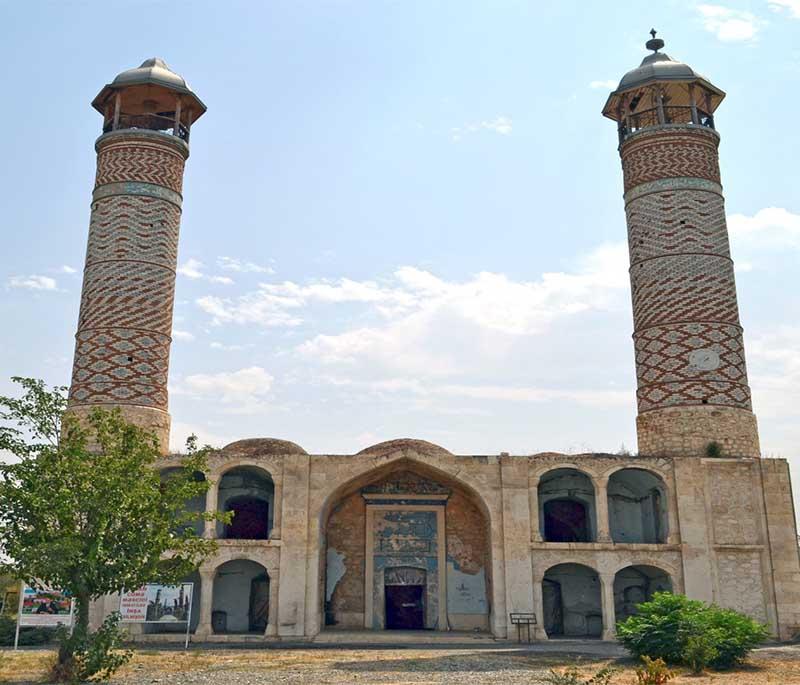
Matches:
[[323, 464, 491, 632], [614, 565, 673, 621], [542, 563, 602, 638]]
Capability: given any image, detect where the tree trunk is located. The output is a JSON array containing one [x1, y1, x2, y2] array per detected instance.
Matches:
[[57, 591, 90, 668]]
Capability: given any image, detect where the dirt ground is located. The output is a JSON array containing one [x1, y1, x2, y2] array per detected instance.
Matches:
[[3, 645, 800, 684]]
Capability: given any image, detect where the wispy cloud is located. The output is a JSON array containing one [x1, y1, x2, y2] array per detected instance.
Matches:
[[177, 258, 235, 285], [217, 256, 275, 274], [768, 0, 800, 18], [729, 207, 800, 246], [451, 116, 513, 142], [590, 80, 617, 90], [7, 275, 58, 291], [697, 4, 762, 42], [172, 328, 195, 342], [58, 265, 77, 274]]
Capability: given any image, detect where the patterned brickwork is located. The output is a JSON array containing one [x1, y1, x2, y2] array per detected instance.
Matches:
[[95, 137, 186, 194], [630, 254, 740, 328], [69, 130, 189, 449], [634, 322, 751, 411], [77, 260, 176, 334], [87, 195, 180, 269], [626, 189, 730, 263], [69, 328, 170, 408], [619, 124, 757, 452], [621, 127, 720, 192]]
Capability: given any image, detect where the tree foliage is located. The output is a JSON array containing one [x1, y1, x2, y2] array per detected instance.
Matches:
[[0, 377, 225, 679]]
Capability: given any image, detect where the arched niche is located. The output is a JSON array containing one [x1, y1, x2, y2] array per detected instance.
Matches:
[[160, 467, 207, 537], [538, 469, 597, 542], [216, 465, 274, 540], [542, 563, 602, 638], [608, 468, 668, 543], [613, 564, 673, 621], [323, 462, 492, 633], [211, 559, 270, 634]]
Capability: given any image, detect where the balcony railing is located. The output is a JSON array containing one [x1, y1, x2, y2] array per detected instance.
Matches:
[[103, 112, 190, 141], [618, 105, 714, 142]]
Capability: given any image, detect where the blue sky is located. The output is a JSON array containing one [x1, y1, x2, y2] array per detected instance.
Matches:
[[1, 1, 799, 485]]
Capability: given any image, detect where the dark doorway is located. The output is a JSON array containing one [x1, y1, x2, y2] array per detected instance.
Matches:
[[544, 498, 589, 542], [385, 585, 424, 629], [249, 573, 269, 632], [225, 496, 270, 540], [542, 578, 564, 636]]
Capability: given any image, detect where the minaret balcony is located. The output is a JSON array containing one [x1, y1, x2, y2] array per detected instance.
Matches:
[[102, 112, 190, 141], [618, 105, 714, 143]]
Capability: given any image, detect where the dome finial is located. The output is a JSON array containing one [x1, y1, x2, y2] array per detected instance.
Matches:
[[646, 28, 665, 53]]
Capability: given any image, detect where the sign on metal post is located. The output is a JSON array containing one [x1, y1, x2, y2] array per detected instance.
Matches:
[[119, 583, 194, 650], [14, 583, 75, 650]]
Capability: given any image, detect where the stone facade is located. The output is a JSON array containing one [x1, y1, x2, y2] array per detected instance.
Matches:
[[74, 52, 800, 644]]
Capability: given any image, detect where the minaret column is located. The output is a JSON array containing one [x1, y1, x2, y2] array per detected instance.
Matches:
[[67, 131, 188, 453], [621, 125, 759, 458], [66, 58, 206, 455]]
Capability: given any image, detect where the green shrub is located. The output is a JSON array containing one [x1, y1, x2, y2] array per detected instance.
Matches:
[[616, 592, 769, 670], [705, 441, 723, 458], [0, 614, 56, 646]]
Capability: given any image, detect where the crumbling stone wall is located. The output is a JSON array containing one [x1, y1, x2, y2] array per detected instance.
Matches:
[[325, 492, 366, 627]]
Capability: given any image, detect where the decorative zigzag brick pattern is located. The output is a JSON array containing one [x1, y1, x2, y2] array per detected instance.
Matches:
[[68, 329, 170, 408], [634, 322, 751, 412], [626, 189, 731, 263], [69, 135, 186, 418], [95, 141, 185, 194], [620, 125, 753, 419], [77, 260, 176, 334], [630, 254, 740, 329], [87, 195, 180, 268], [622, 129, 720, 193], [637, 380, 751, 412]]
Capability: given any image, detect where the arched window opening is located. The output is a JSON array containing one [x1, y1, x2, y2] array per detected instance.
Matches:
[[212, 560, 270, 634], [216, 466, 274, 540], [608, 469, 669, 543], [613, 565, 673, 621], [542, 563, 602, 638], [160, 468, 206, 538], [538, 469, 596, 542]]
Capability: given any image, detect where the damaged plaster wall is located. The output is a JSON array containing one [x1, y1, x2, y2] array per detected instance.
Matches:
[[325, 492, 366, 627]]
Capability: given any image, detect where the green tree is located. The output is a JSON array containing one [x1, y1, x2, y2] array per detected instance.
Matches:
[[0, 377, 224, 679]]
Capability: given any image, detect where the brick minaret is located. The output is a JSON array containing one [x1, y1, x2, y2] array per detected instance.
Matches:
[[67, 59, 206, 453], [603, 32, 759, 458]]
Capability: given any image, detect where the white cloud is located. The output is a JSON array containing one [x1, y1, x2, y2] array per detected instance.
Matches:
[[178, 258, 236, 285], [590, 80, 617, 90], [210, 341, 253, 352], [172, 329, 195, 342], [768, 0, 800, 18], [58, 265, 77, 274], [8, 275, 58, 291], [177, 258, 205, 279], [175, 366, 275, 409], [217, 256, 275, 274], [729, 207, 800, 246], [697, 5, 762, 42], [169, 421, 234, 453], [451, 116, 513, 142]]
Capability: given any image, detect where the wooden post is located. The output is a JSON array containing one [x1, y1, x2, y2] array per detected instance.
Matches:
[[655, 87, 665, 125], [173, 97, 182, 137], [688, 84, 699, 124], [113, 91, 121, 130]]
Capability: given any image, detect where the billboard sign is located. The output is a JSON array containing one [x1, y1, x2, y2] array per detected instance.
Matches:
[[18, 584, 74, 627], [119, 583, 193, 624]]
